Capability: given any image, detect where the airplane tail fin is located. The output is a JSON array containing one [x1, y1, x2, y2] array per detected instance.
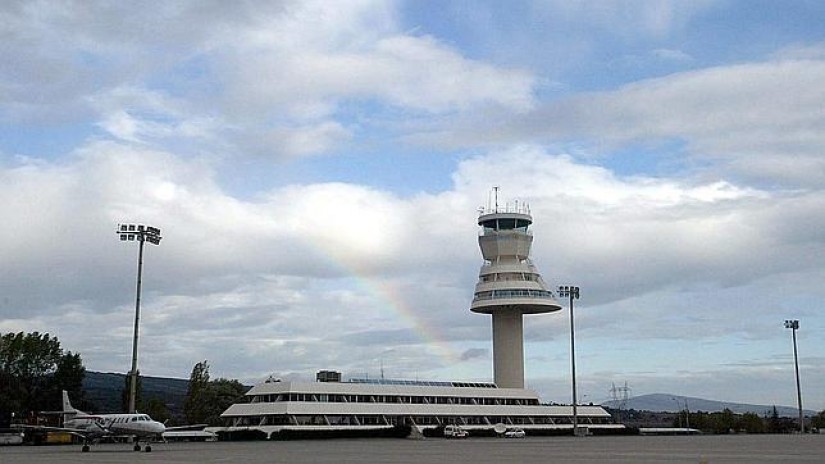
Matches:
[[62, 390, 85, 416]]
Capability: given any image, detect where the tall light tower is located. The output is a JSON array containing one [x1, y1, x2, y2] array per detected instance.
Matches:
[[558, 285, 580, 435], [117, 224, 162, 413], [784, 319, 804, 433], [470, 191, 561, 389]]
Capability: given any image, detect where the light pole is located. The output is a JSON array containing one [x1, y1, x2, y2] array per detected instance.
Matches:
[[784, 319, 804, 433], [672, 397, 690, 429], [672, 398, 683, 428], [117, 224, 161, 413], [558, 285, 580, 436]]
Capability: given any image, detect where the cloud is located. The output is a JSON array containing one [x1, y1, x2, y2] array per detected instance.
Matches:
[[4, 141, 823, 372], [417, 57, 825, 187], [1, 1, 536, 160], [460, 348, 488, 362], [651, 48, 693, 63]]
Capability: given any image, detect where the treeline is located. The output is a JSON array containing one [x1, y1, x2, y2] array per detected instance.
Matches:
[[1, 331, 245, 427], [0, 332, 88, 416], [674, 407, 825, 433]]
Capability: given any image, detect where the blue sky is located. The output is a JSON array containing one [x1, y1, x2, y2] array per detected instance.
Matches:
[[2, 0, 825, 411]]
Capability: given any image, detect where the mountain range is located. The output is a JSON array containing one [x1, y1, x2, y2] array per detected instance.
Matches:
[[83, 371, 189, 416], [602, 393, 815, 417]]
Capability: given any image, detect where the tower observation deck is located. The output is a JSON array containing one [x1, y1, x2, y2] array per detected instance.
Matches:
[[470, 194, 561, 389]]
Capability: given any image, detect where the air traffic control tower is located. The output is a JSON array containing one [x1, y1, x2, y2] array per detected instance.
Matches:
[[470, 193, 562, 389]]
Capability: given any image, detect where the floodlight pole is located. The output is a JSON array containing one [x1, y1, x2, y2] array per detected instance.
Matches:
[[129, 236, 145, 415], [117, 224, 161, 414], [559, 285, 581, 436], [784, 319, 804, 433]]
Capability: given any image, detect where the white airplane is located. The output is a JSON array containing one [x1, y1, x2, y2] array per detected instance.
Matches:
[[27, 390, 167, 452]]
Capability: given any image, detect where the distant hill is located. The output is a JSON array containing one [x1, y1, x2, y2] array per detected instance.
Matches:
[[83, 371, 189, 418], [603, 393, 815, 417]]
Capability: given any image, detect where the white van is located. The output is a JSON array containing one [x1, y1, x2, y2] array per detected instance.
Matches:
[[444, 425, 469, 438]]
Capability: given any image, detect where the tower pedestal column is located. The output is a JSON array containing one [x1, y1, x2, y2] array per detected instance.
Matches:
[[492, 311, 524, 389]]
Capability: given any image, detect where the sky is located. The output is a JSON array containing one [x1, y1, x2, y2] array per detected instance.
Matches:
[[2, 0, 824, 411]]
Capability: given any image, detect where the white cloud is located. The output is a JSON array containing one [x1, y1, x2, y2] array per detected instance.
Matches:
[[1, 1, 536, 159], [3, 142, 824, 404], [651, 48, 693, 62], [254, 122, 352, 158], [423, 57, 825, 187], [771, 40, 825, 61]]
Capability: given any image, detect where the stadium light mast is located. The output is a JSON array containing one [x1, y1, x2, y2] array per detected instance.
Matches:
[[117, 224, 162, 414], [784, 319, 804, 433], [558, 285, 581, 436]]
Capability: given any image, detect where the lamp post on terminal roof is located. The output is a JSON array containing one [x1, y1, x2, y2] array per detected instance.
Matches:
[[117, 224, 162, 414], [558, 285, 581, 436], [784, 319, 804, 433]]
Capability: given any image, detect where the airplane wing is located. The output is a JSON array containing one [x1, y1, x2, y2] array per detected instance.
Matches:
[[164, 423, 209, 431], [17, 423, 110, 438]]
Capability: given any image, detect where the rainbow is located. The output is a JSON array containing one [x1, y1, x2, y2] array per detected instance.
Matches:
[[306, 245, 461, 366]]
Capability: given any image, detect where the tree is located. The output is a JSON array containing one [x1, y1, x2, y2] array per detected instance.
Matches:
[[811, 410, 825, 431], [49, 352, 87, 409], [143, 397, 171, 424], [204, 378, 246, 425], [737, 412, 765, 433], [710, 408, 736, 434], [184, 361, 247, 426], [184, 361, 211, 424], [766, 406, 782, 433], [0, 331, 86, 414]]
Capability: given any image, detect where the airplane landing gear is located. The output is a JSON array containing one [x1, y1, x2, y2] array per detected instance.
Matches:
[[145, 444, 152, 452], [133, 443, 141, 452], [81, 444, 90, 452]]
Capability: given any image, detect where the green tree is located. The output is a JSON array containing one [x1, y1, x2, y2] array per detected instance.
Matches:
[[679, 411, 713, 432], [810, 410, 825, 431], [183, 361, 247, 426], [143, 397, 171, 424], [184, 361, 211, 424], [0, 332, 86, 414], [711, 408, 736, 434], [49, 352, 87, 409], [204, 378, 246, 425], [737, 412, 765, 433], [766, 406, 782, 433]]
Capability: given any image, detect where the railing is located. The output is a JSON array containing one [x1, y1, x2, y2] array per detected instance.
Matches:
[[473, 289, 556, 301]]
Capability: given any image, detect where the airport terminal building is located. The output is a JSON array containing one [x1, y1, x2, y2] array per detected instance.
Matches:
[[218, 195, 620, 436], [218, 373, 618, 436]]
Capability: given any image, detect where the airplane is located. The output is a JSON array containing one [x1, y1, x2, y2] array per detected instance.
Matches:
[[23, 390, 167, 452]]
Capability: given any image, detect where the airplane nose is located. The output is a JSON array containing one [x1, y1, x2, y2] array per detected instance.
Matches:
[[153, 422, 166, 434]]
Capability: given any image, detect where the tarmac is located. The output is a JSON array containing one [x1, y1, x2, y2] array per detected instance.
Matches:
[[1, 434, 824, 464]]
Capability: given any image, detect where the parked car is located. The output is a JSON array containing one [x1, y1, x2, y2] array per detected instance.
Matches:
[[444, 425, 469, 438], [504, 428, 526, 438]]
